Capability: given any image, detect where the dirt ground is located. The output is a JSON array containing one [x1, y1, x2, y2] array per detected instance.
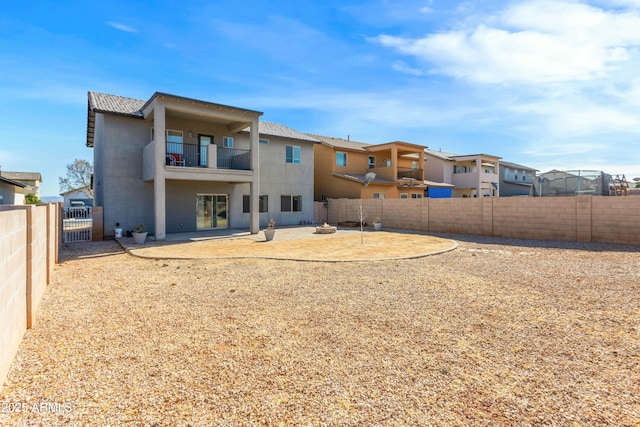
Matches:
[[1, 232, 639, 426], [125, 228, 457, 261]]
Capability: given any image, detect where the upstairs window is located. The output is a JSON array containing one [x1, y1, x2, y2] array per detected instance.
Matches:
[[259, 139, 269, 144], [286, 145, 301, 164], [223, 137, 234, 148], [336, 151, 347, 167], [368, 156, 376, 169]]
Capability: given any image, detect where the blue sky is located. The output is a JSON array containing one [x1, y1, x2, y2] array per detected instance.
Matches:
[[1, 0, 639, 197]]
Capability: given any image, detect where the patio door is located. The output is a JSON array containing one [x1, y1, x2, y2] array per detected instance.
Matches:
[[196, 194, 228, 229]]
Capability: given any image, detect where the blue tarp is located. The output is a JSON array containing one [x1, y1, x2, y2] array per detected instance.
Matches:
[[428, 188, 452, 198]]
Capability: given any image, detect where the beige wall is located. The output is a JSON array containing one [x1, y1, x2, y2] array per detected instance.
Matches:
[[320, 196, 640, 245], [0, 203, 59, 390]]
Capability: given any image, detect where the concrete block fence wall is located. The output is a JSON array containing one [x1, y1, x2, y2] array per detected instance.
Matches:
[[0, 203, 59, 390], [316, 196, 640, 246]]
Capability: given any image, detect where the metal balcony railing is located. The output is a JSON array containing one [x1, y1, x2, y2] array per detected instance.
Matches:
[[165, 142, 251, 170], [217, 147, 251, 170]]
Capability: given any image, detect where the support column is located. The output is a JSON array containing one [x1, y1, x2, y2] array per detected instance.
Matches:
[[153, 102, 167, 240], [476, 156, 482, 197], [249, 117, 260, 234]]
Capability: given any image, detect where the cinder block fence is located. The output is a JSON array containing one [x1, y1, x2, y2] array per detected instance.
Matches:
[[0, 203, 59, 390], [317, 196, 640, 246]]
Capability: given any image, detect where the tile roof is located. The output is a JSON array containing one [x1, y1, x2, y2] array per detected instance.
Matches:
[[243, 121, 320, 143], [424, 148, 459, 160], [0, 171, 42, 182], [307, 134, 370, 151], [499, 160, 539, 171], [88, 92, 145, 117]]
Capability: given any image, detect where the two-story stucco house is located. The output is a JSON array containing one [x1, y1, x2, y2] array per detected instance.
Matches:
[[311, 135, 429, 200], [499, 161, 538, 197], [424, 148, 501, 197], [87, 91, 318, 239]]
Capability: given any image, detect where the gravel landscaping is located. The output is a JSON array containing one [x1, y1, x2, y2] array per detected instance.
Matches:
[[1, 233, 639, 426]]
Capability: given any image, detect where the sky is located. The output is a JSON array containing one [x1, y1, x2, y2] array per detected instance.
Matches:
[[1, 0, 639, 197]]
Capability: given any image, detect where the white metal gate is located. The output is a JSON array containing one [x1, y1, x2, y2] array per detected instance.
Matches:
[[63, 206, 93, 242]]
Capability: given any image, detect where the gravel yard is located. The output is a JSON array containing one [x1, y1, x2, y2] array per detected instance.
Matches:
[[1, 233, 639, 426]]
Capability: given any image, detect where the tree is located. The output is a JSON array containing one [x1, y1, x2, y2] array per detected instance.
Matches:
[[59, 159, 93, 197], [24, 193, 41, 204]]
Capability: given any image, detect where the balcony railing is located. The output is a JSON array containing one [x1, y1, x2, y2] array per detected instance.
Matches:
[[217, 147, 251, 170], [397, 167, 423, 181], [165, 142, 251, 170]]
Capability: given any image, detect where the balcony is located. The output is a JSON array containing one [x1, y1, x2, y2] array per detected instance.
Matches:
[[397, 167, 423, 181], [166, 142, 251, 170]]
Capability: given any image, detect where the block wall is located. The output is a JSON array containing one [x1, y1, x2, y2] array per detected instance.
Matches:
[[0, 209, 28, 390], [321, 196, 640, 245], [0, 203, 59, 390]]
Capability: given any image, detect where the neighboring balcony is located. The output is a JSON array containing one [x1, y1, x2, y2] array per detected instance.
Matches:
[[397, 167, 423, 181]]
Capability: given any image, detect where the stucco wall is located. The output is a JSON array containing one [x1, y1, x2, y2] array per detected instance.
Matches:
[[96, 115, 154, 234], [256, 137, 315, 227], [322, 196, 640, 245]]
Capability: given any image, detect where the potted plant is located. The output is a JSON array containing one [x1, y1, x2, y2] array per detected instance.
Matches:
[[131, 224, 148, 244], [373, 216, 383, 231], [264, 218, 276, 241]]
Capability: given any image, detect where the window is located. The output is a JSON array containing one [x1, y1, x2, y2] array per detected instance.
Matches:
[[385, 159, 392, 167], [400, 193, 409, 199], [259, 139, 269, 144], [336, 151, 347, 167], [243, 195, 268, 213], [411, 193, 422, 199], [223, 137, 234, 148], [373, 193, 386, 199], [281, 195, 302, 212], [286, 145, 301, 164], [412, 161, 419, 170], [368, 156, 376, 169]]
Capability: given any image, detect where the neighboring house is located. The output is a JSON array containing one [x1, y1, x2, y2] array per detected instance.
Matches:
[[0, 175, 27, 205], [535, 169, 611, 197], [60, 186, 93, 207], [424, 149, 501, 197], [87, 91, 318, 239], [499, 161, 538, 197], [0, 171, 42, 198], [311, 135, 428, 200]]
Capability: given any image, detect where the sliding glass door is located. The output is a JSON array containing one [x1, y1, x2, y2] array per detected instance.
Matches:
[[196, 194, 228, 229]]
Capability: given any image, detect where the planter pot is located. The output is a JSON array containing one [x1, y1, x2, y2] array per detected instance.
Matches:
[[132, 231, 148, 244], [373, 222, 383, 231], [264, 229, 276, 241]]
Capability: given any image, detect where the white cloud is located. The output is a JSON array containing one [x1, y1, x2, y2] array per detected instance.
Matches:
[[392, 61, 425, 76], [375, 0, 640, 84], [106, 21, 138, 33]]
